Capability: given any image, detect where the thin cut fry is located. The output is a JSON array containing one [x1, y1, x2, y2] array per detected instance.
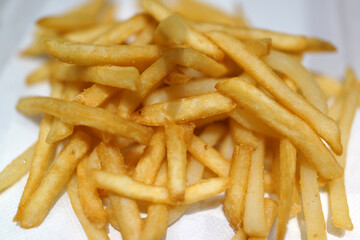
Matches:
[[315, 74, 342, 99], [208, 31, 342, 155], [171, 0, 248, 26], [165, 119, 187, 201], [67, 175, 109, 240], [216, 78, 342, 180], [0, 144, 35, 192], [52, 64, 140, 91], [44, 39, 161, 67], [64, 23, 115, 43], [133, 128, 166, 184], [14, 82, 64, 221], [232, 228, 247, 240], [26, 60, 54, 85], [74, 84, 119, 107], [263, 50, 328, 113], [77, 157, 106, 229], [224, 144, 252, 231], [164, 68, 189, 85], [141, 162, 169, 240], [97, 142, 142, 240], [229, 119, 258, 149], [19, 131, 91, 228], [94, 13, 149, 45], [188, 135, 230, 177], [299, 154, 327, 240], [190, 21, 335, 52], [143, 78, 221, 105], [328, 69, 357, 230], [142, 0, 224, 60], [132, 92, 236, 126], [167, 123, 226, 225], [46, 82, 85, 143], [91, 170, 170, 204], [228, 107, 280, 138], [183, 177, 229, 204], [277, 138, 297, 240], [243, 136, 267, 237], [17, 96, 153, 145], [248, 198, 279, 240]]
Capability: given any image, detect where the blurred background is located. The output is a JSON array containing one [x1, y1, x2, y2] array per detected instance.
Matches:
[[0, 0, 359, 78]]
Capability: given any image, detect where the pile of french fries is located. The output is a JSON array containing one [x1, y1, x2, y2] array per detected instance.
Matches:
[[0, 0, 358, 239]]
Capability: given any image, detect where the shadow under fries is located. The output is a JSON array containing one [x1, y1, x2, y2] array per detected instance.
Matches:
[[186, 194, 224, 216]]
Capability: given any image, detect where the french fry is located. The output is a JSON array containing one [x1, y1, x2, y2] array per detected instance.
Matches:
[[232, 228, 247, 240], [131, 20, 157, 45], [52, 64, 140, 91], [224, 144, 252, 231], [228, 107, 280, 138], [277, 138, 297, 240], [165, 119, 187, 201], [244, 38, 272, 57], [243, 136, 267, 237], [328, 69, 357, 230], [133, 128, 166, 184], [164, 68, 189, 85], [216, 78, 342, 180], [92, 170, 170, 203], [44, 39, 161, 67], [229, 118, 258, 149], [74, 84, 119, 107], [118, 47, 229, 118], [218, 133, 235, 161], [46, 82, 85, 143], [19, 131, 91, 228], [143, 78, 221, 105], [142, 0, 224, 61], [264, 172, 274, 193], [199, 123, 228, 146], [97, 142, 142, 240], [248, 198, 279, 240], [171, 0, 248, 26], [314, 74, 342, 99], [64, 23, 116, 43], [14, 82, 64, 221], [167, 123, 226, 225], [141, 162, 169, 240], [94, 13, 149, 45], [26, 60, 54, 85], [290, 184, 302, 217], [208, 31, 342, 155], [0, 143, 35, 192], [122, 144, 146, 168], [6, 0, 358, 239], [188, 135, 230, 177], [299, 154, 327, 240], [37, 0, 106, 32], [163, 48, 228, 78], [263, 50, 328, 113], [92, 170, 228, 205], [132, 92, 236, 126], [117, 56, 176, 118], [77, 156, 106, 229], [183, 177, 229, 204], [67, 175, 109, 240], [17, 96, 153, 145], [190, 21, 335, 52]]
